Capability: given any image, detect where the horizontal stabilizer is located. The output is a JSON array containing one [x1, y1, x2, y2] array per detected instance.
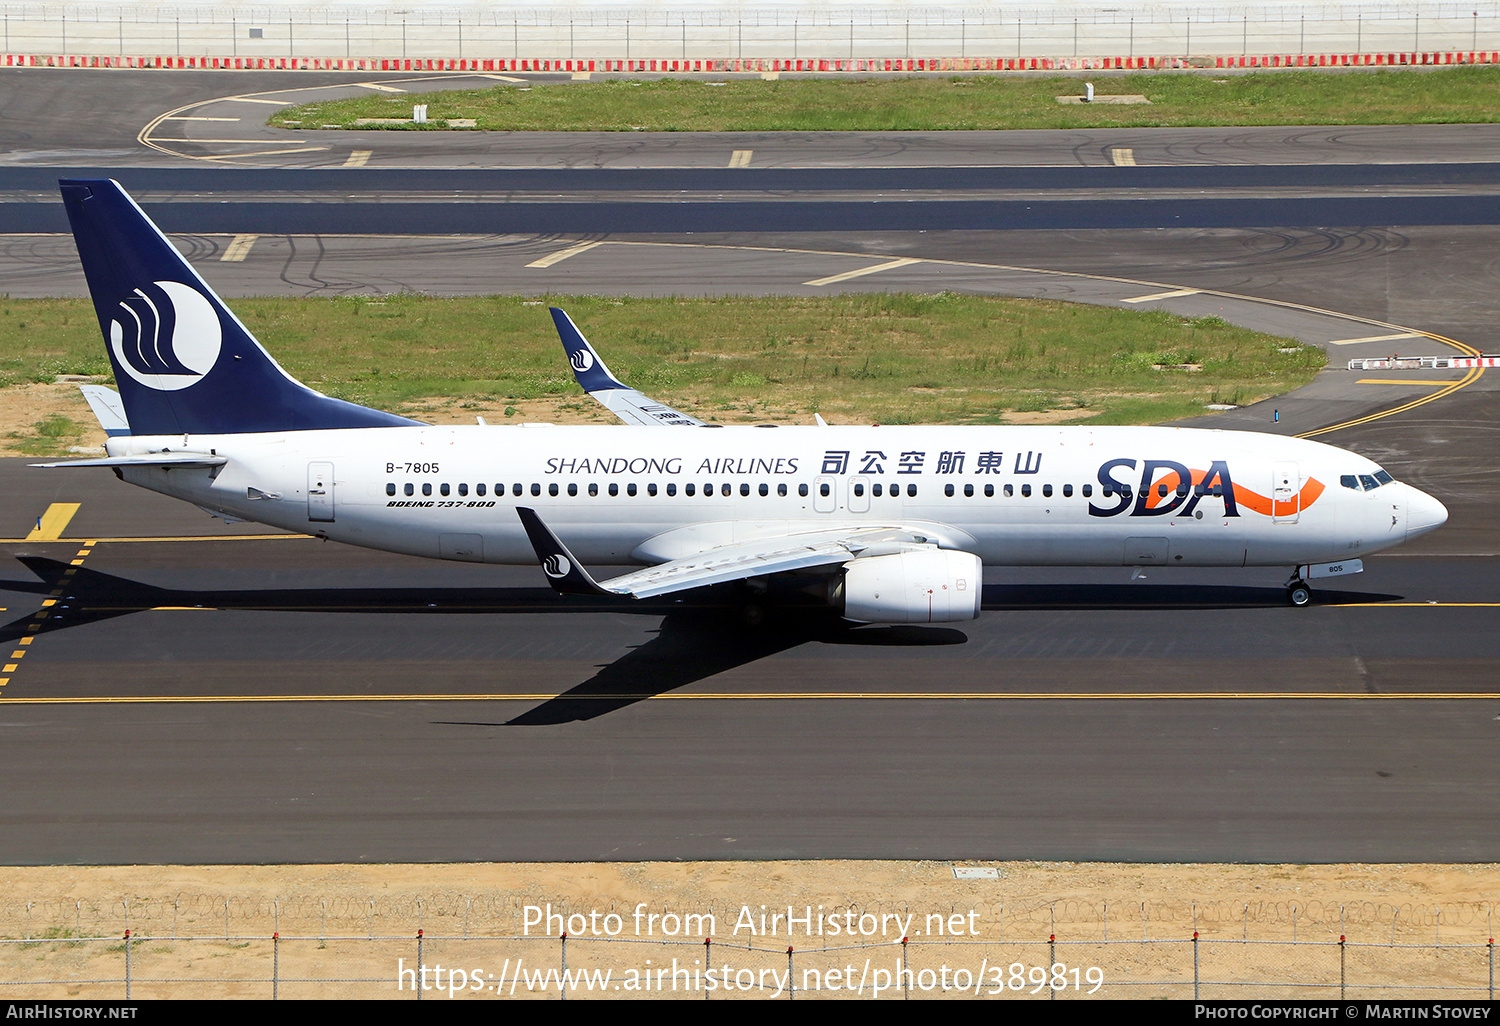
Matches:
[[78, 385, 130, 437], [31, 452, 227, 469]]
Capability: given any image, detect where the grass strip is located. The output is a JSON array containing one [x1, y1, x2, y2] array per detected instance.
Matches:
[[271, 68, 1500, 133], [0, 294, 1319, 427]]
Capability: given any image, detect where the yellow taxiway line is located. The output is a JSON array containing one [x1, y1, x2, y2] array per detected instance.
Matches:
[[0, 692, 1496, 705]]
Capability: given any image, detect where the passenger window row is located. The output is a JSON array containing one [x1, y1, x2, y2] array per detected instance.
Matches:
[[382, 478, 1244, 503], [939, 482, 1095, 499], [389, 481, 835, 498]]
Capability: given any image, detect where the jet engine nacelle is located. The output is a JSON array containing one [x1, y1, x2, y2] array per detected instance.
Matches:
[[840, 550, 983, 623]]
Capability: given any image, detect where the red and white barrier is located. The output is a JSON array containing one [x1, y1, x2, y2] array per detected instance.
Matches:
[[4, 50, 1500, 74], [1348, 355, 1500, 370]]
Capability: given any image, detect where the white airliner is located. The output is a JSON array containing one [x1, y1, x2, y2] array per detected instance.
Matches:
[[38, 179, 1448, 623]]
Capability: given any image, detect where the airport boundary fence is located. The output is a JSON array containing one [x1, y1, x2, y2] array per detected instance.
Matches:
[[5, 2, 1500, 64], [0, 894, 1493, 999]]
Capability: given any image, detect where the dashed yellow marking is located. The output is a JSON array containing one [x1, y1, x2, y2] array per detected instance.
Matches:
[[162, 116, 241, 122], [220, 234, 258, 262], [1, 541, 96, 691], [728, 149, 753, 168], [804, 257, 922, 287], [24, 503, 81, 542], [526, 240, 606, 268], [68, 560, 84, 566], [343, 150, 372, 168]]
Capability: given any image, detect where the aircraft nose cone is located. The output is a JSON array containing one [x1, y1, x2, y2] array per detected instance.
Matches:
[[1406, 485, 1449, 540]]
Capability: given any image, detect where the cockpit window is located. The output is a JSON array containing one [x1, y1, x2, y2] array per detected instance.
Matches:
[[1345, 469, 1396, 491]]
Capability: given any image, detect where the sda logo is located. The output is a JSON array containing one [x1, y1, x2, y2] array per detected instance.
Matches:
[[570, 349, 594, 373], [543, 554, 572, 579], [109, 281, 222, 392]]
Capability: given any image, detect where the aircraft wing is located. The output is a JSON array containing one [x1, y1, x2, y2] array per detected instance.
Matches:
[[549, 307, 705, 427], [517, 507, 941, 599]]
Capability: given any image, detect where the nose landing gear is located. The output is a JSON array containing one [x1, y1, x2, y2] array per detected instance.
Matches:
[[1286, 576, 1312, 607]]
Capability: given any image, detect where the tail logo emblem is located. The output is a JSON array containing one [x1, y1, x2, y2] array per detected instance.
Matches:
[[543, 554, 572, 579], [570, 349, 594, 373], [109, 281, 222, 392]]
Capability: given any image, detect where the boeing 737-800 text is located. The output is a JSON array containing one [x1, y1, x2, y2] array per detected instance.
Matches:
[[37, 179, 1448, 623]]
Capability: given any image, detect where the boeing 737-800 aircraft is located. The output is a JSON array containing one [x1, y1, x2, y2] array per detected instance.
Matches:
[[38, 179, 1449, 623]]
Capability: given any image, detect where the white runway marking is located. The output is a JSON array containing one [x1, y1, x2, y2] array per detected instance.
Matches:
[[357, 82, 406, 93], [220, 235, 259, 262], [477, 74, 527, 83], [1122, 288, 1200, 303], [162, 116, 241, 122], [572, 71, 592, 81], [526, 240, 606, 268], [220, 97, 295, 104], [728, 149, 753, 168], [804, 256, 922, 286], [1110, 147, 1136, 166]]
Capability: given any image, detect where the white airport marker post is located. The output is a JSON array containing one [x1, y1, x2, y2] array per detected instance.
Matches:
[[1085, 82, 1095, 102], [413, 104, 428, 124]]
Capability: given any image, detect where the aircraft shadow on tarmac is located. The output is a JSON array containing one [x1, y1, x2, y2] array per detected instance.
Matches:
[[0, 557, 1401, 723]]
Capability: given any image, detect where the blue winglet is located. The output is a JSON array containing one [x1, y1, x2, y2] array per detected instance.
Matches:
[[515, 507, 611, 596], [60, 179, 421, 436], [549, 307, 631, 393]]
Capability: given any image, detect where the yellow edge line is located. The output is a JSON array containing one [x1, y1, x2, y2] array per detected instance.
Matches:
[[1300, 360, 1484, 439], [0, 693, 1496, 705]]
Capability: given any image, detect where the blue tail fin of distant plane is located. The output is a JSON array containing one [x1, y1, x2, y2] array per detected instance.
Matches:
[[59, 179, 421, 435]]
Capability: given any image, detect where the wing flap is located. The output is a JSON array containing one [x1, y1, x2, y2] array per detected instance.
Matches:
[[517, 506, 947, 601], [601, 537, 861, 599]]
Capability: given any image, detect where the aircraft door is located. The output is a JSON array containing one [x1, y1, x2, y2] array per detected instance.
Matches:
[[814, 475, 838, 513], [308, 461, 335, 522], [849, 475, 871, 513], [1272, 462, 1300, 523]]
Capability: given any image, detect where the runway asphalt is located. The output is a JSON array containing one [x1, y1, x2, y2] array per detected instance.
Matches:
[[0, 66, 1497, 863]]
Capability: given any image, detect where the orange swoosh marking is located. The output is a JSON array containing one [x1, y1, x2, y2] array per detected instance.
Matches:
[[1142, 469, 1325, 517]]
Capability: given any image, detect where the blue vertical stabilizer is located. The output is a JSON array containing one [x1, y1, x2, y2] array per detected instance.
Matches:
[[59, 179, 421, 435]]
